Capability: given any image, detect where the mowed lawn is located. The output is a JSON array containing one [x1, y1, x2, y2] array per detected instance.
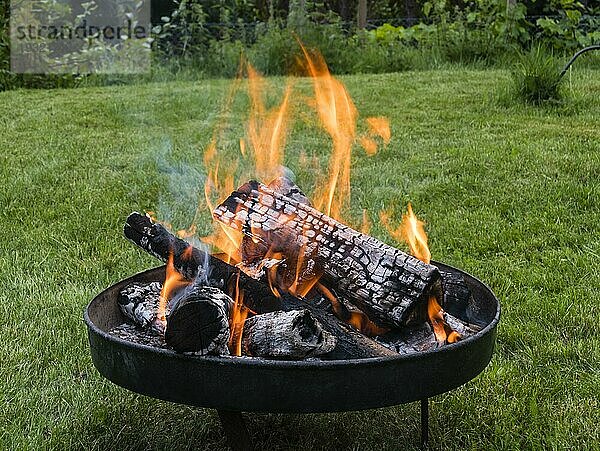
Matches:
[[1, 69, 599, 450]]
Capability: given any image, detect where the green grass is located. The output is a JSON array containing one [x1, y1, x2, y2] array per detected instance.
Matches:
[[1, 69, 599, 450]]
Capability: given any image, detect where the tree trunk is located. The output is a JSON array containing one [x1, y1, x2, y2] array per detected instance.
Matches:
[[357, 0, 367, 29]]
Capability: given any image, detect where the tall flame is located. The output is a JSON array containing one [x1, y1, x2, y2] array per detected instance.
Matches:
[[247, 64, 293, 182], [300, 45, 357, 220], [382, 204, 456, 343]]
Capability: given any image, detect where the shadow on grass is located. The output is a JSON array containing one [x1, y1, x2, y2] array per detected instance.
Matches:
[[65, 393, 429, 450]]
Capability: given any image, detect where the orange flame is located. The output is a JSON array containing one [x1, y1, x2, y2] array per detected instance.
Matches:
[[401, 203, 431, 264], [359, 136, 378, 156], [247, 64, 292, 182], [381, 204, 462, 344], [427, 295, 447, 343], [229, 273, 249, 356], [381, 203, 431, 265], [366, 117, 391, 145], [158, 252, 190, 322], [300, 45, 357, 220], [318, 283, 388, 336]]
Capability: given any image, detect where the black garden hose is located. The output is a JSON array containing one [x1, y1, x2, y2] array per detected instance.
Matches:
[[559, 45, 600, 79]]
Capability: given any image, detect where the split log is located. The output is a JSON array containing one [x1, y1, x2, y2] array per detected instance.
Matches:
[[377, 323, 439, 354], [440, 270, 473, 318], [123, 212, 280, 314], [242, 310, 336, 359], [118, 282, 164, 335], [213, 181, 443, 328], [165, 284, 232, 355]]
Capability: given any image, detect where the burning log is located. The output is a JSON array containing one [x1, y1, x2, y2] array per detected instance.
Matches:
[[440, 270, 473, 319], [242, 310, 336, 359], [118, 282, 164, 335], [123, 212, 280, 314], [165, 284, 232, 355], [213, 181, 443, 328], [442, 311, 482, 337], [281, 294, 398, 359], [123, 212, 397, 359]]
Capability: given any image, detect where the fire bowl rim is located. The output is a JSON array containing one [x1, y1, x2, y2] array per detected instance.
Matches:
[[84, 261, 501, 367]]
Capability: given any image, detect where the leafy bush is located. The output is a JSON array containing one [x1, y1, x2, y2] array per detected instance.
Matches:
[[511, 45, 563, 104]]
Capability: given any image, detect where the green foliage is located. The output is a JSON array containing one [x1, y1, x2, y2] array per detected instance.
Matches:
[[536, 1, 600, 52], [511, 45, 563, 104]]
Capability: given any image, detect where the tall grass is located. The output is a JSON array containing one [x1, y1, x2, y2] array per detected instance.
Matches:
[[511, 46, 563, 104]]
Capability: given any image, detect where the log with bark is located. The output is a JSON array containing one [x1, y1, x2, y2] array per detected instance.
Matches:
[[242, 309, 336, 359], [124, 212, 280, 314], [165, 284, 232, 355], [213, 180, 443, 328]]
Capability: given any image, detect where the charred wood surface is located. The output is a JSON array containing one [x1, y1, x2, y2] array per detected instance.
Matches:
[[242, 310, 336, 359], [440, 270, 473, 318], [165, 284, 232, 355], [124, 212, 280, 314], [214, 181, 442, 328], [123, 212, 397, 359], [281, 295, 398, 359], [118, 282, 164, 335]]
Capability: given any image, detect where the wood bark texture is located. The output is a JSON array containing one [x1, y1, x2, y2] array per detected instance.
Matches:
[[165, 284, 232, 355], [213, 181, 442, 328], [118, 282, 164, 335], [242, 309, 336, 359], [123, 212, 280, 314]]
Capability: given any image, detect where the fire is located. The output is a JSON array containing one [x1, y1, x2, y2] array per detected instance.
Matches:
[[152, 45, 401, 341], [427, 295, 447, 343], [318, 283, 387, 337], [300, 45, 357, 220], [383, 204, 461, 343], [229, 273, 249, 356], [246, 64, 292, 182], [157, 252, 190, 322], [366, 117, 391, 145]]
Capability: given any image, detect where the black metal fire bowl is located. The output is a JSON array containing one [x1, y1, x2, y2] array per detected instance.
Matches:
[[85, 262, 500, 413]]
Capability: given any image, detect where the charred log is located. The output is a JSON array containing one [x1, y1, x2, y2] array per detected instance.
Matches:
[[213, 181, 442, 328], [118, 282, 164, 335], [440, 270, 473, 319], [281, 294, 398, 359], [442, 311, 482, 338], [242, 310, 336, 359], [123, 212, 280, 314], [165, 284, 232, 355]]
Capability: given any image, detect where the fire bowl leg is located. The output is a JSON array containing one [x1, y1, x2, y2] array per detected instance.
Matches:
[[217, 410, 253, 451], [420, 398, 429, 448]]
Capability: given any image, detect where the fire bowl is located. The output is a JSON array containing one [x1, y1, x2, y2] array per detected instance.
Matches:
[[84, 262, 500, 414]]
